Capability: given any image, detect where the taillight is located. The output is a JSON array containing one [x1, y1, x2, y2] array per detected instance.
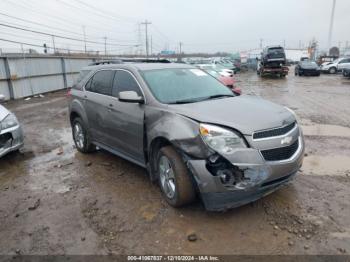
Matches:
[[67, 88, 72, 97]]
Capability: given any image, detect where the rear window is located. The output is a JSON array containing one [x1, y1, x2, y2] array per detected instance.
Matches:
[[72, 70, 91, 90], [86, 70, 114, 96]]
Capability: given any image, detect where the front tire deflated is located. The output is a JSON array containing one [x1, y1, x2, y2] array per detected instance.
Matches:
[[157, 146, 196, 207]]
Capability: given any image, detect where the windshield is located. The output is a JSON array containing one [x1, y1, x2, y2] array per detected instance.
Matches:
[[331, 58, 340, 64], [142, 68, 233, 104]]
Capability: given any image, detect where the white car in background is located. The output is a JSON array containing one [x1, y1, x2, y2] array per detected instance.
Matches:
[[320, 57, 350, 74], [0, 94, 24, 158]]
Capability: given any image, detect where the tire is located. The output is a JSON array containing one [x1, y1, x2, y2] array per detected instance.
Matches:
[[72, 117, 96, 153], [329, 67, 337, 74], [157, 146, 196, 207], [294, 71, 298, 76]]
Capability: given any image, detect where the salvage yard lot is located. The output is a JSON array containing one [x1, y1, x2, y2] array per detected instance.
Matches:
[[0, 70, 350, 255]]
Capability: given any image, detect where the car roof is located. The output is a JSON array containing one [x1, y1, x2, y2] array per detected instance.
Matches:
[[82, 62, 194, 72]]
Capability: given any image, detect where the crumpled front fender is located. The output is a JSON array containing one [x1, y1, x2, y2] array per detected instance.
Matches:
[[145, 107, 212, 159]]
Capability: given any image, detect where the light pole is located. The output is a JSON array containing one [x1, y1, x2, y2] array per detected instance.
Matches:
[[328, 0, 336, 52]]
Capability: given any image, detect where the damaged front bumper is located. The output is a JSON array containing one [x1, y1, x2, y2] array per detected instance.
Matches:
[[0, 125, 24, 158], [187, 136, 304, 211]]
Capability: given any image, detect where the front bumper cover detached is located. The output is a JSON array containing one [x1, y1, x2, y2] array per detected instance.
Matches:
[[187, 137, 304, 211], [0, 125, 24, 158]]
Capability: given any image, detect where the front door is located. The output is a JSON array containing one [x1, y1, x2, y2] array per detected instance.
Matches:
[[104, 70, 145, 165]]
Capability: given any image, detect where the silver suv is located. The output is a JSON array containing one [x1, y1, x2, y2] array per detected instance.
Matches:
[[68, 62, 304, 211]]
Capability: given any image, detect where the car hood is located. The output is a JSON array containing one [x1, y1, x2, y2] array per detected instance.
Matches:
[[0, 104, 10, 122], [321, 62, 335, 67], [168, 96, 295, 135]]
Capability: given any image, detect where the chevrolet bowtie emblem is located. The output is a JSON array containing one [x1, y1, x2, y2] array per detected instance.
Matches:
[[281, 136, 293, 145]]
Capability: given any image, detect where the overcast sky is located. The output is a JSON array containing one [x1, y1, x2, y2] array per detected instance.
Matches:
[[0, 0, 349, 54]]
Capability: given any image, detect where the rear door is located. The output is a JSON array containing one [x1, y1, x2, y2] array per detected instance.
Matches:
[[104, 70, 145, 165], [84, 70, 115, 144]]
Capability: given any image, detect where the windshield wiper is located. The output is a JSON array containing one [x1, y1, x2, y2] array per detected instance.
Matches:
[[168, 98, 202, 104], [204, 94, 234, 100], [168, 94, 233, 104]]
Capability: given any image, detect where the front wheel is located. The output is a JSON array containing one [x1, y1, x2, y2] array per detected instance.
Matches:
[[329, 67, 337, 74], [157, 146, 196, 207]]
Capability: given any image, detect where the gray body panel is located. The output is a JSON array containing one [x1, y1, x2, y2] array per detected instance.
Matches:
[[69, 62, 304, 211]]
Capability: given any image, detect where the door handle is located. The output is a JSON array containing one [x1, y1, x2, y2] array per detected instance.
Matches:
[[109, 104, 113, 107]]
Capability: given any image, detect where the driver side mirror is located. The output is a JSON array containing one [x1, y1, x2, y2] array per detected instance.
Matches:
[[119, 91, 144, 104], [0, 94, 5, 102]]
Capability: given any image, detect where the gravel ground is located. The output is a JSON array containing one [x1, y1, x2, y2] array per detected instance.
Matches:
[[0, 69, 349, 255]]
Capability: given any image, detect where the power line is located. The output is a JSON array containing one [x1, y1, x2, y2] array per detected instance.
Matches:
[[0, 37, 138, 54], [70, 0, 138, 23], [0, 37, 86, 53], [2, 0, 137, 41], [0, 23, 138, 47]]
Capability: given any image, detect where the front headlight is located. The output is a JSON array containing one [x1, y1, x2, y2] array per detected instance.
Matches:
[[199, 123, 246, 154], [1, 113, 19, 130]]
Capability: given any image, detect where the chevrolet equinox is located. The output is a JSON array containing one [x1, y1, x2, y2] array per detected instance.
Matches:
[[68, 62, 304, 211]]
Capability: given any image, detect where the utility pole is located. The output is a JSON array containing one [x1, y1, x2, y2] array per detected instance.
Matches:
[[137, 23, 142, 55], [82, 26, 87, 54], [141, 20, 152, 58], [259, 38, 263, 49], [283, 39, 286, 49], [328, 0, 336, 52], [51, 35, 56, 54], [179, 42, 183, 54], [151, 35, 153, 56], [104, 36, 107, 56]]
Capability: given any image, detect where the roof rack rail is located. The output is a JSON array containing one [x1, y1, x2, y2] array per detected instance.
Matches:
[[89, 60, 123, 66], [122, 58, 171, 63], [89, 58, 171, 66]]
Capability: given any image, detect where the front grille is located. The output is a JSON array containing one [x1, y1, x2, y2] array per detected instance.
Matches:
[[261, 139, 299, 161], [253, 122, 296, 140]]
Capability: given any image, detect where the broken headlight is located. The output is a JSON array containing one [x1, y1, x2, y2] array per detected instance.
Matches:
[[199, 123, 246, 154], [1, 114, 19, 130]]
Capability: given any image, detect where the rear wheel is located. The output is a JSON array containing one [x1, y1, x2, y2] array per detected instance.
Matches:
[[72, 117, 96, 153], [157, 146, 196, 207]]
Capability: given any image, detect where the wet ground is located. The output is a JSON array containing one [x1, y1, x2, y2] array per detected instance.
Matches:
[[0, 68, 350, 255]]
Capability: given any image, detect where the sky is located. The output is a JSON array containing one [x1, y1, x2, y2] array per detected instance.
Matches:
[[0, 0, 349, 55]]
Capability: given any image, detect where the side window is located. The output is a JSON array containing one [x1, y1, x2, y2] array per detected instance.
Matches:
[[112, 70, 142, 97], [89, 70, 114, 96], [85, 77, 93, 91]]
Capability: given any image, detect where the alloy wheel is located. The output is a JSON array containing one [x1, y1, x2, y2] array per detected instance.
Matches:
[[159, 155, 176, 199], [73, 122, 85, 150]]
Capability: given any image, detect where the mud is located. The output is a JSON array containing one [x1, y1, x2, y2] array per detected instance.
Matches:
[[0, 69, 350, 255]]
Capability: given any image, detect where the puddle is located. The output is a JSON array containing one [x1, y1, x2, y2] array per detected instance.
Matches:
[[302, 155, 350, 176], [330, 230, 350, 239], [302, 124, 350, 138]]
